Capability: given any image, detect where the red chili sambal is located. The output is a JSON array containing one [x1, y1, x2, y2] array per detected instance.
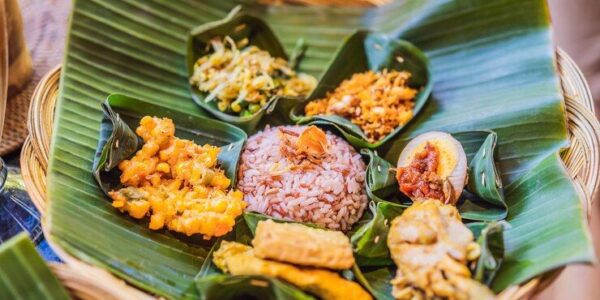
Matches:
[[396, 142, 445, 201]]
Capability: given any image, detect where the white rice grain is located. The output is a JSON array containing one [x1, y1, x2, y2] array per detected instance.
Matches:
[[237, 125, 368, 231]]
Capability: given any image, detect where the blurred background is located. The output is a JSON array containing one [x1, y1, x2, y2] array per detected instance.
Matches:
[[0, 0, 598, 298]]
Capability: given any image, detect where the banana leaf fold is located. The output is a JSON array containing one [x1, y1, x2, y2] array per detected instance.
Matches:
[[187, 12, 305, 133], [93, 93, 247, 196], [0, 233, 71, 300], [468, 222, 506, 286], [363, 131, 507, 222], [184, 275, 316, 300]]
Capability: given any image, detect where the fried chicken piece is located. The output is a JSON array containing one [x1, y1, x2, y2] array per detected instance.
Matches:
[[214, 241, 371, 300], [252, 220, 354, 270], [387, 200, 494, 300]]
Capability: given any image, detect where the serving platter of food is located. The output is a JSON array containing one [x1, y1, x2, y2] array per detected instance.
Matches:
[[23, 0, 599, 299]]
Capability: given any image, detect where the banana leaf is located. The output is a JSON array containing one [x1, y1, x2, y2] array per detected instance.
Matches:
[[492, 154, 593, 291], [352, 203, 505, 275], [184, 275, 315, 300], [351, 202, 403, 267], [352, 264, 395, 300], [187, 11, 305, 133], [356, 156, 594, 295], [93, 93, 247, 195], [196, 242, 223, 279], [466, 134, 505, 207], [243, 211, 325, 235], [468, 222, 505, 286], [243, 212, 292, 235], [364, 131, 507, 222], [68, 92, 246, 298], [291, 30, 432, 148], [0, 233, 71, 300], [48, 0, 594, 298]]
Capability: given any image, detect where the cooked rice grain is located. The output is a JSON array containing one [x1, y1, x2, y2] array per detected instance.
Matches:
[[238, 126, 368, 231]]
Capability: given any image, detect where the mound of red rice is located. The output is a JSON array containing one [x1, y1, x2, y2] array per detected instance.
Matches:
[[237, 125, 368, 231]]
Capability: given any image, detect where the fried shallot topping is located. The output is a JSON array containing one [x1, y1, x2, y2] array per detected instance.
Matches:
[[279, 126, 329, 168], [297, 125, 328, 159]]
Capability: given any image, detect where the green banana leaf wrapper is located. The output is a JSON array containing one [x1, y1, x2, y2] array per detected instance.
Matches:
[[0, 233, 71, 300], [187, 12, 306, 133], [93, 93, 247, 196], [184, 275, 316, 300], [290, 30, 432, 149], [468, 222, 506, 286], [363, 131, 507, 223]]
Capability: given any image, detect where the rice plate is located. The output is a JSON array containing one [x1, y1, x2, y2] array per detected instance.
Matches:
[[238, 125, 368, 231]]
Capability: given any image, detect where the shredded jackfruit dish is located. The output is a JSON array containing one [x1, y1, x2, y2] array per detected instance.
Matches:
[[305, 70, 418, 143], [108, 116, 246, 239], [190, 36, 317, 117]]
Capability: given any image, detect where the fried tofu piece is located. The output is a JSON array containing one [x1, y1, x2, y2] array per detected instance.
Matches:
[[252, 220, 354, 270], [214, 241, 371, 300]]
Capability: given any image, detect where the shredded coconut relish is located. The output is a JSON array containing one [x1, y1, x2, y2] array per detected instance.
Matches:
[[304, 70, 418, 143], [108, 116, 246, 239], [190, 36, 317, 117]]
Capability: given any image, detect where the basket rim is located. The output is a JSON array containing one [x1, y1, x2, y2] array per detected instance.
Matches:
[[20, 49, 600, 300]]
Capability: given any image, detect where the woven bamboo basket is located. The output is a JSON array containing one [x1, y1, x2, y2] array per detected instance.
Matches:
[[19, 48, 600, 300]]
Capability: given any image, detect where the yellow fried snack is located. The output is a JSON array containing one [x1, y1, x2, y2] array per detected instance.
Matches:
[[108, 116, 246, 239], [214, 241, 372, 300], [387, 200, 494, 300], [252, 220, 354, 270]]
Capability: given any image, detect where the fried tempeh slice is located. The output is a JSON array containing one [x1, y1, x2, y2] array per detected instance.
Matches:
[[214, 241, 371, 300], [252, 219, 354, 270]]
